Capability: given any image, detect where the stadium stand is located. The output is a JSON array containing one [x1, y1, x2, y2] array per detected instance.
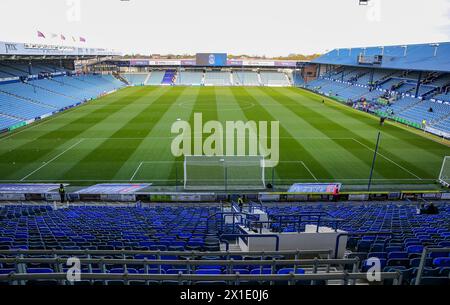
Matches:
[[260, 71, 290, 86], [123, 73, 149, 86], [0, 114, 21, 130], [292, 72, 305, 86], [146, 71, 165, 85], [0, 201, 448, 285], [0, 71, 125, 130], [162, 70, 176, 85], [233, 71, 260, 86], [305, 42, 450, 137]]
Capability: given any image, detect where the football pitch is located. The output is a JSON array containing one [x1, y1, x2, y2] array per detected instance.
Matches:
[[0, 86, 448, 188]]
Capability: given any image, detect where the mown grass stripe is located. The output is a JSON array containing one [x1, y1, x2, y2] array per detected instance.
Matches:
[[58, 87, 186, 181], [165, 86, 220, 186]]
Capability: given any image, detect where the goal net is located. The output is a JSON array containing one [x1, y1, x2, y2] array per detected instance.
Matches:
[[438, 156, 450, 187], [184, 155, 265, 190]]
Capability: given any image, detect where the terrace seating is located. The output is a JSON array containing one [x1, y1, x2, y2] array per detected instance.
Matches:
[[123, 73, 149, 86], [233, 72, 260, 86], [0, 115, 21, 130], [162, 70, 176, 85], [260, 72, 290, 86], [0, 91, 55, 120], [146, 71, 165, 85], [0, 202, 448, 286], [176, 71, 203, 86]]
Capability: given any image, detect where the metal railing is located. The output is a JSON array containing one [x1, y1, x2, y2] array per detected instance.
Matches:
[[0, 249, 333, 258], [334, 232, 393, 259], [268, 212, 345, 233], [414, 247, 450, 285], [220, 234, 281, 251], [0, 255, 363, 285], [0, 271, 402, 286]]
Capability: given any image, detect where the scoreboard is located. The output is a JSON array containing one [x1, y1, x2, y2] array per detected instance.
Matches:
[[196, 53, 227, 66]]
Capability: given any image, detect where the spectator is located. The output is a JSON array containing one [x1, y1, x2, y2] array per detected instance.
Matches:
[[237, 196, 244, 212], [58, 184, 66, 203]]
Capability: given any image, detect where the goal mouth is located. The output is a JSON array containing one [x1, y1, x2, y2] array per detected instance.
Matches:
[[183, 155, 266, 191]]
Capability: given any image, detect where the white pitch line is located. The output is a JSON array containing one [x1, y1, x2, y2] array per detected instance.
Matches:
[[300, 161, 318, 181], [351, 138, 422, 180], [20, 139, 85, 181], [130, 162, 144, 181]]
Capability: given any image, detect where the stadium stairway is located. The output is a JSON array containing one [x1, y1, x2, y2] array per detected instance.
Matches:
[[113, 72, 130, 85], [144, 72, 151, 85], [257, 73, 263, 86]]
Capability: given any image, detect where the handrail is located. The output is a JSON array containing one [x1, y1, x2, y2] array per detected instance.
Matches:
[[414, 247, 450, 285], [0, 258, 359, 266], [206, 211, 255, 234], [249, 200, 264, 213], [220, 233, 280, 251], [0, 271, 402, 285], [246, 212, 345, 234], [244, 217, 345, 234], [334, 232, 393, 259]]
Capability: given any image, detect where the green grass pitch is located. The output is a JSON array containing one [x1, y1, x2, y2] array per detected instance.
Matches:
[[0, 86, 448, 187]]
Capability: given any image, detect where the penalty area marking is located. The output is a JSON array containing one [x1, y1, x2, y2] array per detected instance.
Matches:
[[351, 138, 422, 180], [274, 161, 318, 181], [20, 139, 85, 181]]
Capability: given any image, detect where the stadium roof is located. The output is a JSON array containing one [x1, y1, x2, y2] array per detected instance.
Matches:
[[0, 40, 121, 59], [312, 42, 450, 73]]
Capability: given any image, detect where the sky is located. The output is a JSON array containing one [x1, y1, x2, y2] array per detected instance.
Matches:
[[0, 0, 449, 56]]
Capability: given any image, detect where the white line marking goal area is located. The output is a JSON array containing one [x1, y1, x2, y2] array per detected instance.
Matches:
[[20, 139, 85, 181]]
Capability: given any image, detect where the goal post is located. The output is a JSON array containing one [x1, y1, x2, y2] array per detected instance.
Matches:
[[184, 155, 266, 190], [438, 156, 450, 187]]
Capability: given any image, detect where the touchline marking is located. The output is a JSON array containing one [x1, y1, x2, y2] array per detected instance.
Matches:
[[130, 162, 143, 181], [351, 138, 423, 180], [300, 161, 318, 181], [20, 139, 85, 181]]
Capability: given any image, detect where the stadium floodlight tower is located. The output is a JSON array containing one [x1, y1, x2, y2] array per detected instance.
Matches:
[[438, 156, 450, 188]]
